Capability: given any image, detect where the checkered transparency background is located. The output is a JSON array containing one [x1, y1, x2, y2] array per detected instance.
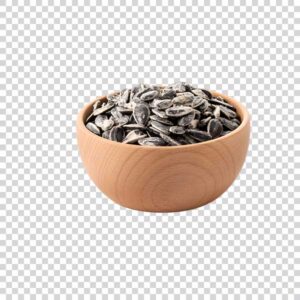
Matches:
[[0, 0, 299, 298]]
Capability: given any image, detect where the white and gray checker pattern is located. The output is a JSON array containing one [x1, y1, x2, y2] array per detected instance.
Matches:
[[1, 1, 299, 298]]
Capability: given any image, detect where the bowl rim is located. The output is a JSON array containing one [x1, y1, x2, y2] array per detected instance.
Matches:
[[77, 90, 250, 150]]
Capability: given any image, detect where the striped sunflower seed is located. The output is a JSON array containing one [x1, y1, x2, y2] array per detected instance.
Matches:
[[133, 103, 150, 125], [138, 137, 166, 146], [207, 119, 223, 138], [165, 106, 193, 117]]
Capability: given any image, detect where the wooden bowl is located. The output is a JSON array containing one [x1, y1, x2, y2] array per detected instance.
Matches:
[[76, 91, 250, 212]]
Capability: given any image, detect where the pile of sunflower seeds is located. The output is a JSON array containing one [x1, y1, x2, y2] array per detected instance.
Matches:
[[85, 82, 241, 146]]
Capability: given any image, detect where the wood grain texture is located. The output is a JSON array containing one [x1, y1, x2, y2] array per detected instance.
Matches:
[[77, 92, 250, 212]]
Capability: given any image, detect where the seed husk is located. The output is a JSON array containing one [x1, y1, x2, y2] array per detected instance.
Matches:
[[150, 120, 170, 135], [119, 89, 130, 105], [95, 115, 114, 131], [135, 87, 151, 98], [153, 99, 173, 110], [123, 130, 147, 144], [191, 89, 210, 99], [172, 82, 186, 93], [86, 122, 101, 135], [150, 115, 174, 126], [93, 100, 102, 110], [114, 115, 129, 126], [123, 124, 147, 130], [220, 105, 237, 119], [213, 106, 221, 118], [133, 103, 150, 125], [159, 132, 182, 146], [166, 106, 193, 117], [152, 108, 167, 119], [109, 126, 125, 142], [140, 90, 159, 101], [232, 118, 241, 125], [188, 119, 199, 129], [107, 92, 120, 102], [160, 89, 176, 99], [172, 95, 194, 106], [169, 126, 185, 135], [208, 98, 235, 110], [198, 116, 212, 128], [102, 130, 110, 139], [186, 129, 212, 142], [219, 117, 239, 130], [220, 130, 231, 136], [207, 119, 223, 138], [138, 137, 167, 146], [177, 111, 195, 126], [93, 102, 114, 116]]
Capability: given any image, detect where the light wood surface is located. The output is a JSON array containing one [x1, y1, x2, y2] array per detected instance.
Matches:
[[76, 91, 250, 212]]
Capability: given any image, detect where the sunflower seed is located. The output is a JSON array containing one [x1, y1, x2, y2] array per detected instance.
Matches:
[[93, 102, 114, 116], [186, 129, 212, 142], [177, 111, 195, 126], [191, 89, 210, 99], [152, 108, 167, 118], [133, 103, 150, 125], [172, 82, 186, 93], [102, 130, 110, 139], [109, 126, 125, 142], [135, 87, 151, 98], [86, 122, 101, 135], [148, 126, 162, 136], [188, 119, 199, 129], [198, 116, 212, 128], [86, 111, 95, 122], [172, 95, 194, 106], [123, 124, 147, 130], [119, 89, 130, 105], [220, 130, 231, 136], [207, 119, 223, 138], [107, 92, 120, 102], [197, 99, 209, 111], [150, 115, 174, 125], [140, 90, 159, 101], [201, 89, 212, 99], [117, 106, 133, 114], [138, 137, 166, 146], [232, 118, 241, 125], [169, 126, 185, 135], [95, 115, 108, 128], [219, 117, 239, 130], [176, 92, 194, 98], [159, 132, 182, 146], [115, 115, 129, 126], [150, 120, 170, 135], [153, 99, 173, 110], [123, 130, 147, 144], [208, 98, 235, 110], [160, 89, 176, 99], [166, 106, 193, 117], [102, 118, 114, 131], [203, 111, 213, 117], [93, 100, 102, 110], [192, 97, 206, 108], [220, 105, 237, 119], [194, 110, 201, 120], [183, 135, 198, 144], [213, 106, 221, 118]]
